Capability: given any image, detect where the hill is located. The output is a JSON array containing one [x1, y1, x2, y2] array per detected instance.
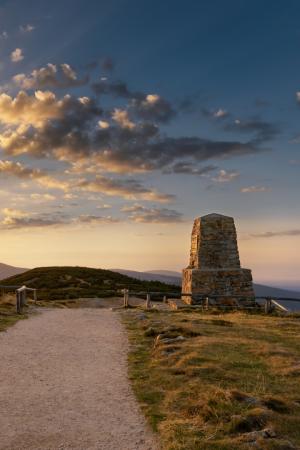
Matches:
[[0, 262, 28, 280], [1, 266, 180, 301]]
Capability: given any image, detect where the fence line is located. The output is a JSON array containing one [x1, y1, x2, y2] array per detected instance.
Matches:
[[121, 289, 300, 313]]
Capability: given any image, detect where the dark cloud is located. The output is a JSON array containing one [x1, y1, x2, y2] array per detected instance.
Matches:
[[92, 79, 134, 98], [131, 94, 176, 123], [91, 79, 175, 123], [76, 176, 175, 202], [202, 107, 230, 120], [163, 162, 217, 175], [223, 116, 279, 143]]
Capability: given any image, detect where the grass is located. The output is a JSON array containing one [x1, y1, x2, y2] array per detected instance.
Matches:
[[123, 309, 300, 450], [0, 293, 28, 332]]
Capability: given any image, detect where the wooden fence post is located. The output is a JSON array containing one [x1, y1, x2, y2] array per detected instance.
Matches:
[[16, 291, 20, 314], [264, 298, 272, 314], [163, 295, 167, 303], [146, 294, 151, 309], [123, 289, 129, 308]]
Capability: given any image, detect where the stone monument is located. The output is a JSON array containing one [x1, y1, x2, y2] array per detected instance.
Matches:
[[182, 213, 255, 305]]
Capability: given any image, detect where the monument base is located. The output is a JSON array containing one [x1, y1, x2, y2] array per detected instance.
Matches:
[[182, 268, 255, 306]]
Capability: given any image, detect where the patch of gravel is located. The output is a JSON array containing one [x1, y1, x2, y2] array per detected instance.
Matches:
[[0, 309, 158, 450]]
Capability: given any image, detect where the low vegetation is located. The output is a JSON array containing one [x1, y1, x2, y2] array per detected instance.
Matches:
[[0, 293, 27, 332], [123, 308, 300, 450], [1, 266, 180, 301]]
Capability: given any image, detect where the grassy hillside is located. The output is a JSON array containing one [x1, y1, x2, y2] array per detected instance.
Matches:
[[124, 309, 300, 450], [1, 266, 180, 301]]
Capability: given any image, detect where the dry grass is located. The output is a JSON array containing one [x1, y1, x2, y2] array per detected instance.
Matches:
[[0, 293, 28, 332], [123, 309, 300, 450]]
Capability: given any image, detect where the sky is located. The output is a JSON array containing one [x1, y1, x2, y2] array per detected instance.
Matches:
[[0, 0, 299, 289]]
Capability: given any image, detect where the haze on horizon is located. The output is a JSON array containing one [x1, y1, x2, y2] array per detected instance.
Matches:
[[0, 0, 299, 291]]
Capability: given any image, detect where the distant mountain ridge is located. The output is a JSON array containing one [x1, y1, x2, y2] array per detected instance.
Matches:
[[0, 263, 28, 281], [111, 268, 300, 300]]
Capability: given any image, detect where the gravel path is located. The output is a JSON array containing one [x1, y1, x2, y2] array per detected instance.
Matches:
[[0, 309, 158, 450]]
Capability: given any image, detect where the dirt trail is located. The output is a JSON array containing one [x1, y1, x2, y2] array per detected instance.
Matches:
[[0, 309, 158, 450]]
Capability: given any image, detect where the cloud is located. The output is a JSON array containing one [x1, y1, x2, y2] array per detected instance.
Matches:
[[20, 24, 35, 33], [112, 109, 135, 129], [75, 176, 175, 202], [0, 31, 8, 39], [0, 206, 121, 229], [121, 204, 183, 223], [250, 229, 300, 238], [163, 162, 217, 176], [223, 116, 279, 143], [11, 48, 24, 62], [30, 193, 56, 201], [213, 108, 229, 118], [0, 83, 270, 187], [13, 63, 88, 90], [0, 159, 174, 202], [96, 204, 112, 209], [92, 79, 175, 123], [0, 159, 45, 179], [131, 94, 176, 123], [0, 90, 98, 126], [212, 169, 239, 182], [2, 208, 28, 218], [240, 185, 271, 193], [0, 209, 68, 229], [76, 214, 119, 224]]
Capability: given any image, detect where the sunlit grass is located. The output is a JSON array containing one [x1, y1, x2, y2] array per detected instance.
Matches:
[[123, 309, 300, 449]]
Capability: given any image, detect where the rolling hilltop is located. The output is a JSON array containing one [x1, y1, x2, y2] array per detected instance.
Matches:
[[1, 266, 180, 301]]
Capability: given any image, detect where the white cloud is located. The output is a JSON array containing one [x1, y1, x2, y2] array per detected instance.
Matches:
[[112, 108, 135, 129], [212, 169, 239, 183], [240, 185, 271, 193], [98, 120, 110, 129], [11, 48, 24, 62], [213, 108, 228, 118], [20, 24, 35, 33], [30, 193, 56, 201]]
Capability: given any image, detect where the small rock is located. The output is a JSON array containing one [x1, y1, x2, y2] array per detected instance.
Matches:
[[263, 428, 277, 438], [160, 335, 186, 344], [136, 313, 146, 320]]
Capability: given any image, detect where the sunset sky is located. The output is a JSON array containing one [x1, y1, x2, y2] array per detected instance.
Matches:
[[0, 0, 299, 289]]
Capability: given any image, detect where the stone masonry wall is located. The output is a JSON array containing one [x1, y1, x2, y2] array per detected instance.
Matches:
[[182, 213, 255, 306]]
